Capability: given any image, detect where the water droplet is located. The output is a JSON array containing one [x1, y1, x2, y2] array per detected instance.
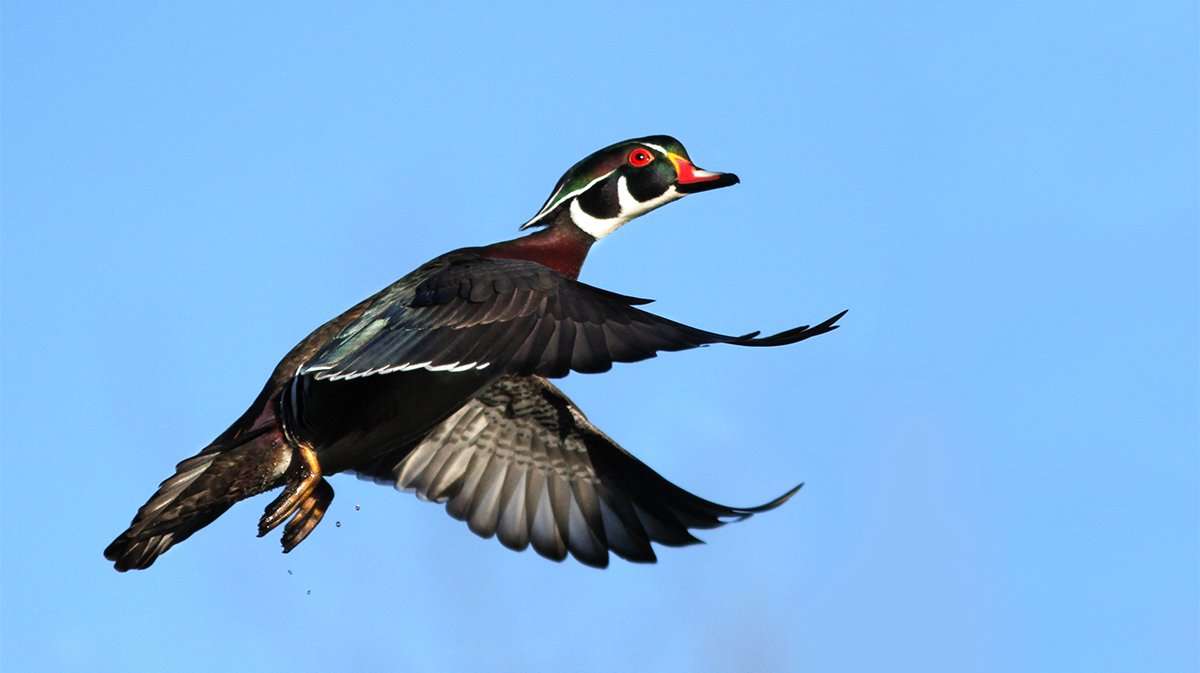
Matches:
[[335, 521, 342, 527]]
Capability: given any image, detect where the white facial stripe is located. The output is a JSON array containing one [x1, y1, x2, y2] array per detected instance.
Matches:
[[616, 175, 640, 212], [538, 184, 566, 213], [521, 169, 618, 229], [570, 198, 625, 239], [570, 176, 684, 240], [641, 142, 670, 155], [618, 176, 683, 218]]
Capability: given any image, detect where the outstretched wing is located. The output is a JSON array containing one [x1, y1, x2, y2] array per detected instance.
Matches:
[[302, 254, 845, 381], [351, 375, 800, 567]]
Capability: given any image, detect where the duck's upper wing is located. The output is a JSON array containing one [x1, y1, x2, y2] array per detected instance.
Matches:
[[351, 375, 801, 567], [301, 254, 845, 381]]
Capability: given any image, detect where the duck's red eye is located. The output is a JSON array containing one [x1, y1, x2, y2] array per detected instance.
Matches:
[[627, 148, 654, 168]]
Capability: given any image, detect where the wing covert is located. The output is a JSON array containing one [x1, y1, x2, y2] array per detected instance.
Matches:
[[302, 254, 845, 381]]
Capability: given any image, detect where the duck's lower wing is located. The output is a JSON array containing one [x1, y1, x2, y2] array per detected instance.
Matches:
[[350, 375, 800, 568]]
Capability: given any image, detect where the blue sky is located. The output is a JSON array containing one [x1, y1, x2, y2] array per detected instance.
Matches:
[[2, 3, 1196, 672]]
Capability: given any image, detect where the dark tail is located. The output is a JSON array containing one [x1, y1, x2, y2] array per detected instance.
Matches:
[[104, 427, 289, 571]]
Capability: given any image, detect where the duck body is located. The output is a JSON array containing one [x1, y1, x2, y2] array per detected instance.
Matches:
[[105, 135, 845, 570]]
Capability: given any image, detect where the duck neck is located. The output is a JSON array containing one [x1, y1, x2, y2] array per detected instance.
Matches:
[[484, 217, 596, 279]]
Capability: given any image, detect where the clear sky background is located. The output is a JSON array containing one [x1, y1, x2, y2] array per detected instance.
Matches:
[[2, 3, 1196, 672]]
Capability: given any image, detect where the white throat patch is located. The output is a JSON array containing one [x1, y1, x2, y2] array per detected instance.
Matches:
[[569, 176, 683, 240]]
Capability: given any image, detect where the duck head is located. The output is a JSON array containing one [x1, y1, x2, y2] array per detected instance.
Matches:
[[519, 135, 739, 239]]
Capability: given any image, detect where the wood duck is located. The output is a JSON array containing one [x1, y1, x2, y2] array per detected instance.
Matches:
[[105, 135, 846, 571]]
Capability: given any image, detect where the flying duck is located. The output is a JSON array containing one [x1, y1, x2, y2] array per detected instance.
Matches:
[[105, 135, 845, 571]]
